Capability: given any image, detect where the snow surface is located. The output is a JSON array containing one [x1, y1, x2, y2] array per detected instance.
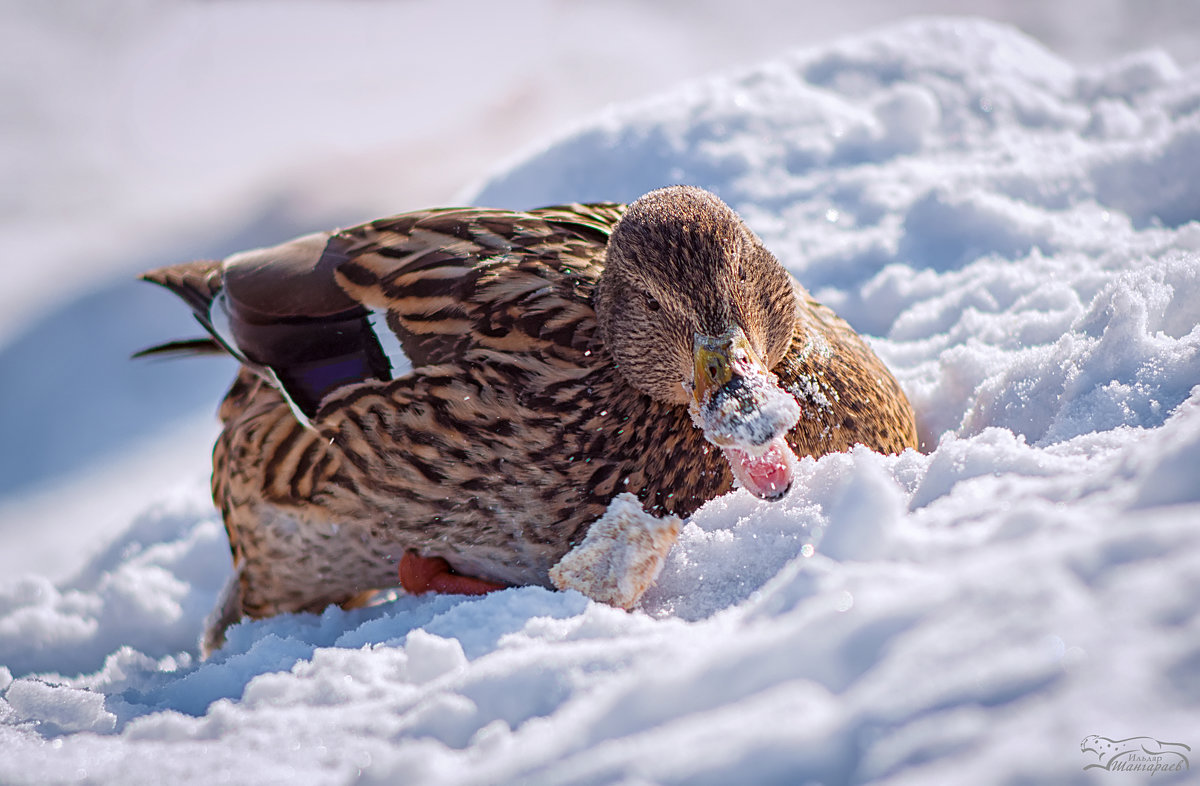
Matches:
[[5, 0, 1199, 578], [3, 16, 1200, 786]]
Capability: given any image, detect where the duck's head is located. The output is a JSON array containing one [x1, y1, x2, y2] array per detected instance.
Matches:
[[596, 186, 802, 500]]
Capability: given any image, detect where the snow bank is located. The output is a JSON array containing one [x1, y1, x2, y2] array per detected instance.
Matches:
[[2, 19, 1198, 785]]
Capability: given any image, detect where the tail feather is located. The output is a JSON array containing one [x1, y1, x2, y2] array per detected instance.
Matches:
[[138, 259, 230, 361], [141, 259, 223, 317], [132, 337, 225, 359]]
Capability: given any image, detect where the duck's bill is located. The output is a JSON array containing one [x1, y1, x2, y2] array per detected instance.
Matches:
[[689, 329, 802, 500]]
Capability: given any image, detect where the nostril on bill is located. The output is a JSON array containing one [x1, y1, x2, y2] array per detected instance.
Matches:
[[706, 358, 722, 382]]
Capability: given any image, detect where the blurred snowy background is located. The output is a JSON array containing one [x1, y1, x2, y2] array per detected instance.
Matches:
[[3, 3, 1200, 784], [2, 0, 1198, 580]]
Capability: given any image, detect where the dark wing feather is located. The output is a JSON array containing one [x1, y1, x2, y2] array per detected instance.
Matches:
[[140, 254, 391, 420]]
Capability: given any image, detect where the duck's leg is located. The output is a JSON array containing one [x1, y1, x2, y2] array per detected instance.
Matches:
[[549, 493, 682, 610], [399, 551, 509, 596]]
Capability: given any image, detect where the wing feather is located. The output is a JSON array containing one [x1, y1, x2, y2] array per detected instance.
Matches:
[[334, 202, 624, 369]]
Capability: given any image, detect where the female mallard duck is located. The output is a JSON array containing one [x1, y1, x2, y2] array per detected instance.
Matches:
[[142, 186, 917, 653]]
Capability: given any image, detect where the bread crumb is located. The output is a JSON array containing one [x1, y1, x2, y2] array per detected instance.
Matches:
[[549, 493, 681, 609]]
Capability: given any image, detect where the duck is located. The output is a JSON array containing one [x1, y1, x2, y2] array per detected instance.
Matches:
[[140, 185, 918, 654]]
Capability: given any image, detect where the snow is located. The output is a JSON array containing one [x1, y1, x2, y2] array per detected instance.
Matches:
[[689, 361, 801, 451], [3, 12, 1200, 786]]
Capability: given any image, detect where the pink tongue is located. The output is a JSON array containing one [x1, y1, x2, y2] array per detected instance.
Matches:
[[723, 437, 797, 499]]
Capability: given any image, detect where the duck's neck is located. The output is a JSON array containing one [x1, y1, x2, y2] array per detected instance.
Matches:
[[556, 359, 734, 520]]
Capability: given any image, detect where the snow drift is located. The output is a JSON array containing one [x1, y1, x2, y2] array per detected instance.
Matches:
[[2, 18, 1199, 785]]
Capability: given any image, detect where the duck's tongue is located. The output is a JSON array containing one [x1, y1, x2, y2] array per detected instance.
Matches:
[[723, 436, 797, 500], [688, 362, 802, 501]]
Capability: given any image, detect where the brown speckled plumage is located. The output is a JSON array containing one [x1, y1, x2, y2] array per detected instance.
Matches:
[[141, 186, 917, 652]]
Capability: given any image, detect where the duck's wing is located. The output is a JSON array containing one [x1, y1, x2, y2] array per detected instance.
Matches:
[[332, 202, 624, 370], [140, 202, 625, 422], [141, 232, 392, 424]]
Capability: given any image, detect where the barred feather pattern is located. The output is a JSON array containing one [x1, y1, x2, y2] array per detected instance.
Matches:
[[194, 201, 915, 620]]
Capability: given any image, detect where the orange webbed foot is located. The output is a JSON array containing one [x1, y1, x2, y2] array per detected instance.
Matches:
[[398, 551, 509, 596]]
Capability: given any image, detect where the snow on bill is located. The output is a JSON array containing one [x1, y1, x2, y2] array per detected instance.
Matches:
[[2, 18, 1199, 786]]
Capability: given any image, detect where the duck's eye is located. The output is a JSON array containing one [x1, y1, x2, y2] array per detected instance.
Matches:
[[646, 295, 661, 312], [737, 264, 748, 282]]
